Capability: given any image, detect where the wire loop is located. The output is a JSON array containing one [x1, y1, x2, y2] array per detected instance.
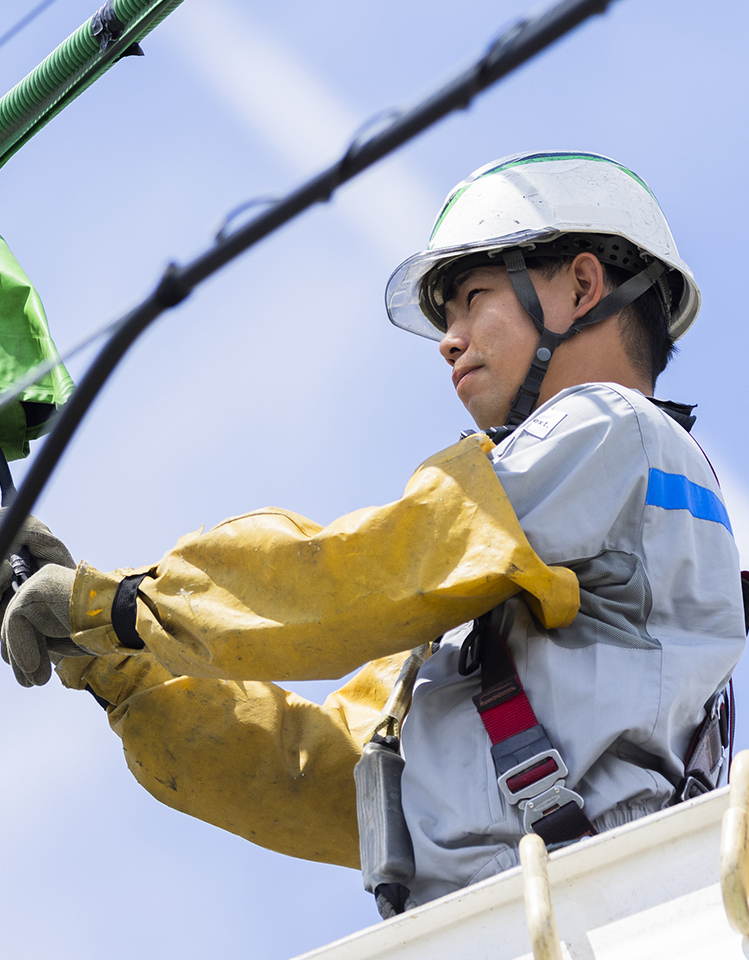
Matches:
[[214, 197, 279, 243]]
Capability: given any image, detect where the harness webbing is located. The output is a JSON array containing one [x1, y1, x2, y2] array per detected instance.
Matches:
[[460, 613, 597, 846]]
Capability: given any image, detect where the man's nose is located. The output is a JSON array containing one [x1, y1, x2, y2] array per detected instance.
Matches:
[[439, 327, 468, 365]]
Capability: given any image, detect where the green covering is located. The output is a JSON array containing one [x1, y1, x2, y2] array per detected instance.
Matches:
[[0, 237, 74, 461], [0, 0, 186, 170]]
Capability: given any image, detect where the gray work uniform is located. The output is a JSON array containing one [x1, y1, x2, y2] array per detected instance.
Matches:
[[401, 382, 745, 905]]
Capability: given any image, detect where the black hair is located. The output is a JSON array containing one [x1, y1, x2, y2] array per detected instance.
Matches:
[[526, 255, 676, 385]]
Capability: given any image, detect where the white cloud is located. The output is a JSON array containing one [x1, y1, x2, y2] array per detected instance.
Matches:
[[163, 0, 437, 261], [714, 459, 749, 569]]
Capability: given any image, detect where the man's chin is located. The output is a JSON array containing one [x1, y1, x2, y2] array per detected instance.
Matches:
[[469, 404, 511, 432]]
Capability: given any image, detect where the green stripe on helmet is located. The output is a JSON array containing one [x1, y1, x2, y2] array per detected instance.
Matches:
[[429, 152, 656, 245]]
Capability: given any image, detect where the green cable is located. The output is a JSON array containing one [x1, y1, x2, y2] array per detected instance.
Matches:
[[0, 0, 185, 169]]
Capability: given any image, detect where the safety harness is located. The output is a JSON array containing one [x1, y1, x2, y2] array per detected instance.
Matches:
[[458, 612, 597, 845], [357, 401, 743, 920]]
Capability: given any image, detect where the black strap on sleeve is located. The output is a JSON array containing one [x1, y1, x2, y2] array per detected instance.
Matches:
[[111, 572, 149, 650]]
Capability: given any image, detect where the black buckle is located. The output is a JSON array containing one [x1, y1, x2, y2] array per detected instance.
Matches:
[[458, 618, 487, 675]]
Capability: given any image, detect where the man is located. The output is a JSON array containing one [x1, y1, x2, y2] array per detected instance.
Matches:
[[1, 151, 745, 911]]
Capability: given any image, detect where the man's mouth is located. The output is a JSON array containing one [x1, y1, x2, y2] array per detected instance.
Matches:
[[452, 365, 480, 392]]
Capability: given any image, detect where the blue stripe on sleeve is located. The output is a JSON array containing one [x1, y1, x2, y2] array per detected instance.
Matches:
[[645, 468, 733, 534]]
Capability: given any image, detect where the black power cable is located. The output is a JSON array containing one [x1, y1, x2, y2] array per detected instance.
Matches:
[[0, 0, 617, 564], [0, 0, 59, 52]]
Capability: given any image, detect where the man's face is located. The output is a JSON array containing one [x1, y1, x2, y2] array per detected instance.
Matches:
[[439, 264, 565, 429]]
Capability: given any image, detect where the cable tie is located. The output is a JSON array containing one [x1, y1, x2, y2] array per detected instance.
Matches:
[[154, 264, 191, 308]]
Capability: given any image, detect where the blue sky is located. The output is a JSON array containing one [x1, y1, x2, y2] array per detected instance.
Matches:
[[0, 1, 747, 958]]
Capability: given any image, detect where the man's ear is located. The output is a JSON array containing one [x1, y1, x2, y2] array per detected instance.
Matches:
[[571, 252, 605, 320]]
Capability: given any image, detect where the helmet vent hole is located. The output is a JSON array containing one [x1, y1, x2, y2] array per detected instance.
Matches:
[[612, 243, 620, 251]]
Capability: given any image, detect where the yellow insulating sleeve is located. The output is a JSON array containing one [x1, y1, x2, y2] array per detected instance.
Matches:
[[70, 433, 579, 682], [56, 650, 408, 868]]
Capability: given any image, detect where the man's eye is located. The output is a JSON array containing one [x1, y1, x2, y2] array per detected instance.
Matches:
[[466, 288, 484, 306]]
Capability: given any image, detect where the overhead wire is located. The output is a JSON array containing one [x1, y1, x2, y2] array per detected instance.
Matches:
[[0, 317, 123, 421], [0, 0, 619, 563], [0, 0, 59, 52]]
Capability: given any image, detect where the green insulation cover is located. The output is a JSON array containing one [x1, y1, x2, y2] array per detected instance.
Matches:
[[0, 238, 75, 460], [0, 0, 186, 169]]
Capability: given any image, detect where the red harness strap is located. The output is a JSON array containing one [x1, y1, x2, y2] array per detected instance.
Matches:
[[460, 614, 596, 846]]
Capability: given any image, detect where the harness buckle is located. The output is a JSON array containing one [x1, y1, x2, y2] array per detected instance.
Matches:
[[521, 784, 585, 834], [676, 773, 713, 803], [497, 749, 568, 804]]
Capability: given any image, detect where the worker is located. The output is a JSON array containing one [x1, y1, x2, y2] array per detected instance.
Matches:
[[0, 151, 744, 915]]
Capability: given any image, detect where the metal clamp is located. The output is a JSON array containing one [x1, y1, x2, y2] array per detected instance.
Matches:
[[522, 784, 584, 834], [711, 689, 725, 718], [498, 749, 568, 804], [677, 773, 712, 803]]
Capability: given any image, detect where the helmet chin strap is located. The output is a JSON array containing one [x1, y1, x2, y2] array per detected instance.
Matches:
[[497, 248, 667, 432]]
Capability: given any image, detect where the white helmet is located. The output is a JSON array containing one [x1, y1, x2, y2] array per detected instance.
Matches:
[[385, 151, 700, 343]]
